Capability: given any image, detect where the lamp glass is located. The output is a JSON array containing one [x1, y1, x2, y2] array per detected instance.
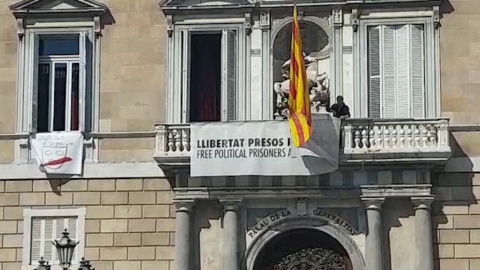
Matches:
[[52, 229, 78, 270]]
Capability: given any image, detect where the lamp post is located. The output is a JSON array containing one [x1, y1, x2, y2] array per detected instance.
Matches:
[[52, 229, 79, 270], [35, 229, 94, 270]]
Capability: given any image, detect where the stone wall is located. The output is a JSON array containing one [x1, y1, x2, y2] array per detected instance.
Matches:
[[432, 173, 480, 270], [0, 0, 168, 163], [440, 0, 480, 125], [0, 178, 175, 270]]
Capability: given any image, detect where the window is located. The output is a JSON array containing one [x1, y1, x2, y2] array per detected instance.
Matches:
[[23, 208, 86, 268], [172, 26, 244, 123], [28, 31, 91, 133], [367, 24, 425, 118]]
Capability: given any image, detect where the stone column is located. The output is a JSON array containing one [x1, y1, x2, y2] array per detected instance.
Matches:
[[412, 197, 435, 270], [363, 198, 385, 270], [220, 198, 243, 270], [173, 199, 195, 270]]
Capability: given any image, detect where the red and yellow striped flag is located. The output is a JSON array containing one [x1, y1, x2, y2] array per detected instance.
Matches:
[[288, 5, 312, 147]]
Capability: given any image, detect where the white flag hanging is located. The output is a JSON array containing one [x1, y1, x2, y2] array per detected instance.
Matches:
[[31, 132, 84, 175]]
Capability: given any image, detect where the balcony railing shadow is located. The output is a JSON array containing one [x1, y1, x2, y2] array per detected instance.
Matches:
[[154, 118, 451, 167]]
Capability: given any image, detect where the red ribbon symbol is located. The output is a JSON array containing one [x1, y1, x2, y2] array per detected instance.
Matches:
[[42, 157, 73, 166]]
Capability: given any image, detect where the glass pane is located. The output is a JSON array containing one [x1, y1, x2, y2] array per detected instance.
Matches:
[[53, 63, 67, 131], [38, 64, 50, 132], [39, 36, 79, 56], [71, 63, 80, 131]]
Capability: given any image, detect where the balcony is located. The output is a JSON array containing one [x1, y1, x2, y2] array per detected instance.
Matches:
[[154, 118, 451, 169]]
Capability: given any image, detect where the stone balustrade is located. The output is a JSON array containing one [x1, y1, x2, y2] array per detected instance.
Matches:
[[341, 118, 451, 163], [154, 118, 451, 166]]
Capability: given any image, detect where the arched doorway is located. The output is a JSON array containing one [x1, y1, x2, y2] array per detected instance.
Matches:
[[253, 229, 352, 270]]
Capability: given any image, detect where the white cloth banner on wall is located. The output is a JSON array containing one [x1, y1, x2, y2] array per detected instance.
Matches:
[[31, 132, 84, 175], [190, 113, 341, 177]]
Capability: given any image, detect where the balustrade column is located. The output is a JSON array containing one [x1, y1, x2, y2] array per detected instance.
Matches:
[[412, 197, 435, 270], [220, 198, 243, 270], [363, 198, 385, 270], [173, 199, 195, 270]]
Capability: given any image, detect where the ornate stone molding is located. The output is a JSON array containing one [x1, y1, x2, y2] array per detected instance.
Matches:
[[332, 9, 343, 29], [362, 198, 385, 210], [166, 15, 174, 38], [351, 9, 360, 32], [433, 6, 440, 29], [244, 12, 252, 35], [94, 16, 101, 38], [220, 198, 243, 211], [173, 198, 195, 212], [412, 196, 434, 210], [272, 248, 347, 270], [260, 12, 270, 30], [296, 198, 308, 216], [271, 16, 331, 46], [16, 18, 24, 40]]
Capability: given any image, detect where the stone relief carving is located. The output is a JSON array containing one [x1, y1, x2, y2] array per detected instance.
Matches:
[[273, 55, 330, 118], [272, 19, 331, 119], [272, 248, 348, 270]]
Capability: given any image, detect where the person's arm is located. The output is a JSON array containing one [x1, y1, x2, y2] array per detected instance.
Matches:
[[340, 106, 351, 119], [329, 104, 338, 117]]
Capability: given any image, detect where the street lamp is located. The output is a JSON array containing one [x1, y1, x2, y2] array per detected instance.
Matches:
[[35, 228, 93, 270], [52, 229, 79, 270]]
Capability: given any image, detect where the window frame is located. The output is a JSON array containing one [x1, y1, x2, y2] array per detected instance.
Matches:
[[22, 208, 86, 270], [18, 26, 97, 163], [168, 22, 247, 123], [24, 28, 92, 133], [359, 16, 438, 119]]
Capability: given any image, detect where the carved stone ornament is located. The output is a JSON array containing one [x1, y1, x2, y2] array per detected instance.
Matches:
[[351, 9, 359, 32], [273, 54, 330, 119], [332, 9, 343, 28], [433, 6, 440, 29], [272, 248, 348, 270], [166, 15, 173, 37], [245, 13, 252, 35], [260, 12, 270, 30]]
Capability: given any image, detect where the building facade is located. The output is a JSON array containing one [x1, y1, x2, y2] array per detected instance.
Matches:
[[0, 0, 479, 270]]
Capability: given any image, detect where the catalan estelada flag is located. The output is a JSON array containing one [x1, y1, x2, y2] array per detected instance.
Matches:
[[288, 5, 312, 147]]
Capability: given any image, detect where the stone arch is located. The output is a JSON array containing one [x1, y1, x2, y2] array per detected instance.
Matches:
[[270, 15, 332, 117], [270, 16, 331, 60], [243, 216, 365, 270]]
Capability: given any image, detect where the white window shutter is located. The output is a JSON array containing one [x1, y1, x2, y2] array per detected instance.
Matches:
[[30, 33, 40, 133], [411, 25, 425, 118], [368, 26, 381, 118], [43, 219, 54, 262], [78, 32, 88, 132], [396, 25, 411, 118], [181, 30, 191, 123], [31, 218, 42, 264], [67, 218, 78, 262], [226, 29, 237, 121], [382, 26, 396, 118]]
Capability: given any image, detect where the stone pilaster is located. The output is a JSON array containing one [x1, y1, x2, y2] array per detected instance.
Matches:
[[412, 197, 435, 270], [363, 198, 385, 270], [220, 198, 243, 270], [173, 198, 195, 270]]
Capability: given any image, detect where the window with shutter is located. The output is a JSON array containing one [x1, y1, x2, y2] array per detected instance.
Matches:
[[23, 208, 85, 268], [367, 24, 425, 119], [30, 217, 79, 264]]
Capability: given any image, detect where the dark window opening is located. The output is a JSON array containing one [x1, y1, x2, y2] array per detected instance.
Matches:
[[36, 35, 81, 132], [189, 33, 222, 122]]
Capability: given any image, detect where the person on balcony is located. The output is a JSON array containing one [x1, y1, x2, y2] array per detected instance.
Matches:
[[329, 95, 350, 119]]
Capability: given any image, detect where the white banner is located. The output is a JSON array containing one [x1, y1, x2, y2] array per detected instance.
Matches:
[[191, 113, 341, 176], [31, 132, 84, 175]]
